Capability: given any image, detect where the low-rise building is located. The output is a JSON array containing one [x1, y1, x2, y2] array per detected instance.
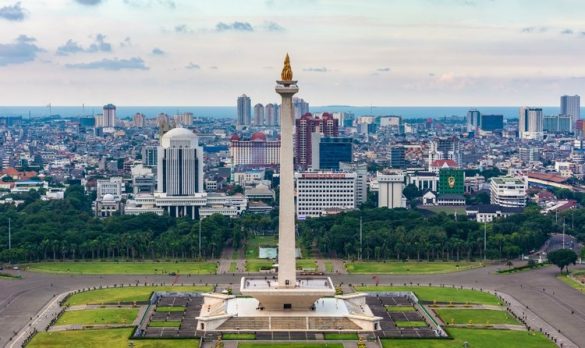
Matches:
[[295, 171, 357, 219]]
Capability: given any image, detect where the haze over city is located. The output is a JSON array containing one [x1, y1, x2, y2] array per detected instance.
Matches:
[[1, 0, 585, 105]]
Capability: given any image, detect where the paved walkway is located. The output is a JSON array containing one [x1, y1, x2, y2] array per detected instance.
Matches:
[[332, 259, 347, 274], [218, 248, 234, 274]]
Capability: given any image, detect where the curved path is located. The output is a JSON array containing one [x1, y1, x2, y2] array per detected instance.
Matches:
[[1, 263, 584, 347]]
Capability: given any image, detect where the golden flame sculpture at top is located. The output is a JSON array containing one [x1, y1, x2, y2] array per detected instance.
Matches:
[[281, 53, 293, 81]]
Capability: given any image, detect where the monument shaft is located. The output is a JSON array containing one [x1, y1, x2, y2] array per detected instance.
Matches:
[[276, 82, 298, 288]]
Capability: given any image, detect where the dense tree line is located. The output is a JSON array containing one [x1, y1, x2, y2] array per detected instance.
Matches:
[[0, 185, 580, 263], [299, 206, 564, 261], [0, 185, 277, 263]]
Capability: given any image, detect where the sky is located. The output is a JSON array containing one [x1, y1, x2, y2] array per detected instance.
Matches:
[[0, 0, 584, 106]]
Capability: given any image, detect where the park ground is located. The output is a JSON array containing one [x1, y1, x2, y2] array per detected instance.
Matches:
[[24, 284, 556, 348], [25, 261, 217, 275]]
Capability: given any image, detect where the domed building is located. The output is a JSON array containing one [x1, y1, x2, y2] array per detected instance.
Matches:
[[155, 127, 205, 218]]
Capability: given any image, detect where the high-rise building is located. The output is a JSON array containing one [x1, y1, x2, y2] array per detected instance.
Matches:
[[292, 97, 309, 119], [428, 137, 460, 167], [103, 103, 116, 128], [389, 145, 406, 168], [295, 172, 356, 218], [230, 132, 280, 166], [490, 176, 527, 208], [466, 110, 480, 132], [264, 103, 276, 126], [157, 128, 204, 196], [479, 114, 504, 132], [253, 103, 264, 126], [133, 113, 145, 127], [311, 136, 353, 170], [519, 107, 544, 140], [295, 112, 339, 170], [377, 173, 406, 209], [561, 95, 580, 126], [518, 146, 541, 163], [95, 113, 104, 128], [544, 114, 572, 133], [174, 112, 193, 127], [237, 94, 252, 126], [340, 162, 368, 205], [142, 146, 158, 167]]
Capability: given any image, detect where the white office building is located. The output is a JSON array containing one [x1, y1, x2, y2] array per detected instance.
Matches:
[[519, 107, 544, 140], [377, 173, 407, 209], [96, 177, 123, 199], [490, 176, 527, 208], [295, 172, 356, 219]]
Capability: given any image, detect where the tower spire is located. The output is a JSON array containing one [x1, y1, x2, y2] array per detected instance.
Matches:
[[281, 53, 293, 81]]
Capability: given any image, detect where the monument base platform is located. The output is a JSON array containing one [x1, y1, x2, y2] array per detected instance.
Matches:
[[196, 291, 382, 332]]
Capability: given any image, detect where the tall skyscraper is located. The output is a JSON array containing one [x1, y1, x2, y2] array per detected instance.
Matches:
[[103, 103, 116, 128], [561, 95, 580, 126], [292, 97, 309, 119], [295, 112, 339, 170], [253, 103, 264, 126], [237, 94, 252, 126], [390, 145, 406, 168], [310, 136, 353, 170], [479, 114, 504, 132], [519, 107, 544, 140], [466, 109, 480, 132], [157, 128, 204, 196], [264, 103, 276, 126], [133, 113, 145, 127]]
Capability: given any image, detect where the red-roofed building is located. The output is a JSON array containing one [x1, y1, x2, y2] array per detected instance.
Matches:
[[230, 133, 280, 166], [430, 159, 458, 173], [0, 167, 37, 181]]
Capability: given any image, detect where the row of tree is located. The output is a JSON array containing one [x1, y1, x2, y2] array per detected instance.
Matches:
[[0, 185, 582, 263]]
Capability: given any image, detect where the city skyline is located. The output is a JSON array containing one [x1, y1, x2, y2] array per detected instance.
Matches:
[[0, 0, 584, 106]]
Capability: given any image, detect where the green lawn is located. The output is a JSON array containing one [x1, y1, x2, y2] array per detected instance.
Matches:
[[239, 344, 343, 348], [28, 328, 199, 348], [149, 320, 181, 328], [381, 328, 555, 348], [354, 286, 501, 305], [559, 273, 585, 294], [65, 285, 212, 306], [436, 309, 520, 325], [223, 333, 256, 340], [56, 308, 138, 325], [0, 272, 21, 280], [386, 305, 416, 312], [297, 259, 317, 270], [346, 261, 482, 274], [323, 333, 358, 340], [156, 306, 185, 312], [325, 262, 334, 273], [27, 261, 217, 275], [229, 262, 237, 273], [245, 235, 277, 259], [246, 259, 275, 272], [395, 321, 428, 328]]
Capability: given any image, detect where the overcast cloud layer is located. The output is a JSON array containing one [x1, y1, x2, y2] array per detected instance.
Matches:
[[0, 0, 583, 106]]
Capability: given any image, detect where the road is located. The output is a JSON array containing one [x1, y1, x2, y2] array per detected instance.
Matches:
[[1, 263, 584, 347]]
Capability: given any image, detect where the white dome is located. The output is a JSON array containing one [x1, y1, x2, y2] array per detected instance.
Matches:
[[102, 194, 115, 201], [160, 127, 198, 148]]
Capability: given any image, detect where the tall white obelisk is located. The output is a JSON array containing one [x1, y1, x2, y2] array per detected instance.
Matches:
[[275, 54, 298, 288]]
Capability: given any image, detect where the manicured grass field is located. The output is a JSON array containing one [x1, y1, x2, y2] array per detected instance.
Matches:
[[354, 286, 501, 305], [245, 259, 275, 272], [28, 328, 199, 348], [245, 235, 277, 259], [325, 261, 334, 273], [56, 308, 138, 325], [65, 285, 212, 306], [156, 306, 185, 312], [381, 328, 555, 348], [395, 320, 428, 328], [386, 305, 416, 312], [346, 261, 482, 274], [223, 333, 256, 340], [27, 261, 217, 275], [436, 309, 519, 325], [559, 273, 585, 294], [297, 259, 318, 270], [229, 261, 237, 273], [239, 344, 343, 348], [323, 333, 358, 340], [149, 320, 181, 328]]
